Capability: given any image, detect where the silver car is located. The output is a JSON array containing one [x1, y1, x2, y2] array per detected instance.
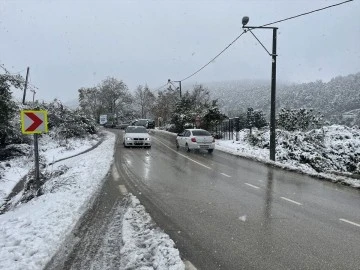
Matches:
[[176, 129, 215, 153], [123, 126, 151, 148]]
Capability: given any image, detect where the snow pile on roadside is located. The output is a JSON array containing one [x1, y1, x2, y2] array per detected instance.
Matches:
[[121, 194, 185, 270], [0, 132, 115, 270], [0, 134, 100, 204], [0, 151, 32, 204], [215, 125, 360, 188], [40, 133, 100, 164]]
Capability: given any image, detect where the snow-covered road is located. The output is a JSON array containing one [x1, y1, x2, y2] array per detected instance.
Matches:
[[0, 131, 185, 270]]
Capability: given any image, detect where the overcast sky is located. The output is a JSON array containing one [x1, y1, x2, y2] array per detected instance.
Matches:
[[1, 0, 359, 103]]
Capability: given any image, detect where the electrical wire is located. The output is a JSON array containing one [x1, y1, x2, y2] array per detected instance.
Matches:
[[260, 0, 353, 28], [154, 82, 170, 92], [0, 64, 10, 74], [175, 0, 353, 83], [1, 64, 40, 93], [180, 31, 246, 82]]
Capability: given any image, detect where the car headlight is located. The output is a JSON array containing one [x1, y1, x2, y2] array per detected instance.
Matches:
[[145, 138, 150, 141], [125, 137, 132, 140]]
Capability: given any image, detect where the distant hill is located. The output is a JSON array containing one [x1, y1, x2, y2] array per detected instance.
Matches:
[[201, 72, 360, 126], [64, 99, 79, 109]]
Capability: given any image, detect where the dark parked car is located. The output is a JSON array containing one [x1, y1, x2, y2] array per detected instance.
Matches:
[[103, 122, 115, 128], [135, 119, 155, 129], [118, 122, 130, 129], [147, 120, 155, 129]]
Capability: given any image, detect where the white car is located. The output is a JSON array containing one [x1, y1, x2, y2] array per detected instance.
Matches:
[[176, 129, 215, 153], [123, 126, 151, 148]]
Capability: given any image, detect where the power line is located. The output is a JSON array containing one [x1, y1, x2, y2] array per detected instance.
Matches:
[[176, 0, 353, 83], [180, 31, 246, 82], [0, 64, 10, 74], [154, 82, 170, 92], [1, 64, 39, 93], [0, 64, 26, 76], [260, 0, 353, 28]]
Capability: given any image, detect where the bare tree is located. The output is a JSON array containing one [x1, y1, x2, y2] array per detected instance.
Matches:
[[78, 87, 101, 120], [78, 77, 134, 123], [151, 86, 178, 123], [98, 77, 133, 122], [191, 84, 211, 113], [134, 84, 155, 118]]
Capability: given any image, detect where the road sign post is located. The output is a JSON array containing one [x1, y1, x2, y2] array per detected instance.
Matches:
[[21, 110, 48, 185], [100, 115, 107, 125]]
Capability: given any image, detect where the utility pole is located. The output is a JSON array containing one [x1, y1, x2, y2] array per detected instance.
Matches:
[[178, 81, 182, 98], [22, 67, 40, 184], [242, 17, 278, 161], [269, 28, 277, 161], [168, 79, 182, 98], [22, 67, 30, 104], [31, 89, 36, 102]]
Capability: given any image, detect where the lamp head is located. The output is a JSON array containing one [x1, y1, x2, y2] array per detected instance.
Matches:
[[242, 16, 249, 26]]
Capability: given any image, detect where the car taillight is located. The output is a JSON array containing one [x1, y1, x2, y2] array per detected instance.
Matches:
[[212, 137, 215, 142], [191, 137, 197, 142]]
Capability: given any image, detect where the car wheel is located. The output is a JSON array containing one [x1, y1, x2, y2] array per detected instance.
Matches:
[[208, 149, 214, 154], [186, 143, 190, 152]]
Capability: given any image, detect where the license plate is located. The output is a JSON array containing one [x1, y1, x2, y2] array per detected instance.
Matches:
[[200, 145, 209, 149]]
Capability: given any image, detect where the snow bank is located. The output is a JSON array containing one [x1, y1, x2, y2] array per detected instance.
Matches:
[[120, 194, 185, 270], [0, 132, 115, 270], [215, 125, 360, 188], [0, 134, 100, 205]]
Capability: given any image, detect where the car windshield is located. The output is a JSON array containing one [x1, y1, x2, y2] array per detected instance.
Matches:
[[136, 120, 148, 125], [125, 126, 147, 133], [192, 130, 211, 136]]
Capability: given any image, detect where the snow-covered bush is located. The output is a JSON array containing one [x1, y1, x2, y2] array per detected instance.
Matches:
[[33, 99, 98, 140], [277, 108, 324, 131], [244, 125, 360, 174]]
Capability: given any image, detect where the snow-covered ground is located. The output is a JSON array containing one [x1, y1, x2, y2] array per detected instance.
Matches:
[[0, 134, 99, 205], [0, 131, 184, 270], [1, 124, 359, 270], [156, 125, 360, 188]]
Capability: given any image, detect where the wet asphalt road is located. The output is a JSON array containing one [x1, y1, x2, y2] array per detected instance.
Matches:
[[115, 130, 360, 270]]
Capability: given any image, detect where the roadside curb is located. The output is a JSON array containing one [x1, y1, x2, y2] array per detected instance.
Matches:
[[153, 129, 360, 189]]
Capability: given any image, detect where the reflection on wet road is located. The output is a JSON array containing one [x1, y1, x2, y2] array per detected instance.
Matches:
[[115, 130, 360, 270]]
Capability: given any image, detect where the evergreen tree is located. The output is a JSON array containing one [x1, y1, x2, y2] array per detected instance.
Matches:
[[202, 100, 227, 130], [253, 110, 267, 129], [246, 107, 254, 134], [277, 108, 324, 131], [0, 74, 23, 146]]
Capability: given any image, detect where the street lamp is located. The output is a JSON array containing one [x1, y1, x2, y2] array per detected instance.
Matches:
[[30, 89, 36, 103], [168, 79, 182, 98], [242, 16, 278, 161]]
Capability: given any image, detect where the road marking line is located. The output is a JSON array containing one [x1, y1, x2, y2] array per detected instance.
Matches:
[[220, 173, 231, 178], [152, 137, 211, 170], [112, 165, 120, 181], [245, 183, 260, 189], [184, 260, 197, 270], [280, 197, 302, 206], [340, 218, 360, 228], [118, 185, 128, 195]]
